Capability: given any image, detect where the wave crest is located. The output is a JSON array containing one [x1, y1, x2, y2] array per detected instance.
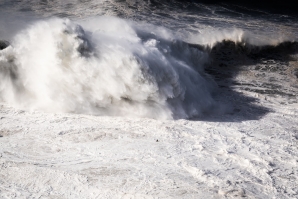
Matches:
[[0, 17, 218, 119]]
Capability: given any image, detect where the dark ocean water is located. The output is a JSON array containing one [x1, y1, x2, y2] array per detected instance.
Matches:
[[0, 0, 297, 118]]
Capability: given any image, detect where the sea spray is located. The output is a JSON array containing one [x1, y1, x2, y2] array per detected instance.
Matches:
[[0, 17, 218, 119]]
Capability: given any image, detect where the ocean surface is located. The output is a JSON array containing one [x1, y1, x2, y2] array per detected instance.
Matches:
[[0, 1, 298, 198], [0, 0, 298, 119]]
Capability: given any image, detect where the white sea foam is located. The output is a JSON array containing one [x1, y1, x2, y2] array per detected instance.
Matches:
[[184, 28, 243, 47], [186, 28, 294, 48], [0, 17, 219, 119]]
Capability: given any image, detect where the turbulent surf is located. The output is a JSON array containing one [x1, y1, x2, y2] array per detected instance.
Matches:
[[0, 17, 218, 119], [1, 1, 298, 199], [0, 0, 297, 119]]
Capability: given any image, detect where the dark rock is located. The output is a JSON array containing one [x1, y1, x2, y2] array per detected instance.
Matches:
[[0, 40, 10, 50]]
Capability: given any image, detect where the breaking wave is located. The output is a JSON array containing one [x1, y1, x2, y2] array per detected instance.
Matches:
[[0, 17, 296, 119], [0, 17, 218, 119]]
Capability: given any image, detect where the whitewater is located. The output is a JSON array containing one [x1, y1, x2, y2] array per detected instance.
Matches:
[[0, 0, 297, 198]]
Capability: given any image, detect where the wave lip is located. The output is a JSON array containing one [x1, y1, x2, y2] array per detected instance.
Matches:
[[0, 17, 219, 119]]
